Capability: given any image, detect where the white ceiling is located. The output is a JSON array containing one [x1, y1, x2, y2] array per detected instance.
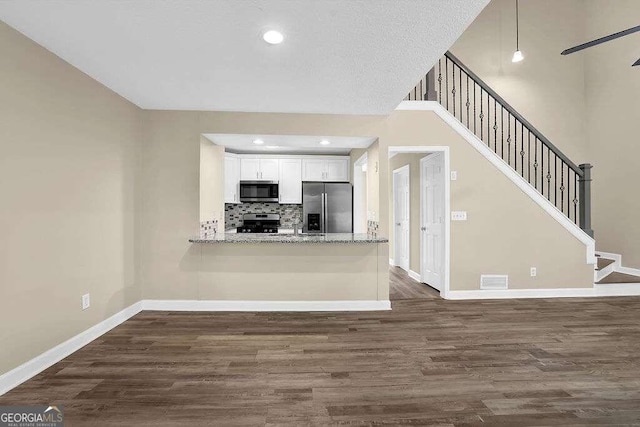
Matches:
[[0, 0, 488, 115], [204, 134, 376, 155]]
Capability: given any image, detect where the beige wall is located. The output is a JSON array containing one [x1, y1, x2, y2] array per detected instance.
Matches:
[[450, 0, 588, 163], [388, 153, 430, 273], [452, 0, 640, 266], [584, 0, 640, 266], [199, 137, 224, 223], [0, 21, 141, 375], [139, 108, 593, 300]]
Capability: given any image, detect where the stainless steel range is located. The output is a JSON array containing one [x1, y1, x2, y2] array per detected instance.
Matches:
[[236, 213, 280, 234]]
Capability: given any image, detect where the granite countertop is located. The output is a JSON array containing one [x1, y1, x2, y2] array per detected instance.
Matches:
[[190, 233, 388, 244]]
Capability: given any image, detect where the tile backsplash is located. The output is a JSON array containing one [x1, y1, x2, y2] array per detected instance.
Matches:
[[225, 203, 303, 229], [200, 219, 219, 238], [367, 220, 379, 236]]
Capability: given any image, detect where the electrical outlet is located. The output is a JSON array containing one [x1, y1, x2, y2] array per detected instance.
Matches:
[[451, 171, 458, 181], [451, 211, 467, 221], [530, 267, 537, 277], [82, 293, 90, 310]]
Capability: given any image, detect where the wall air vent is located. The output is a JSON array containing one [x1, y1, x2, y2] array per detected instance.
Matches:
[[480, 275, 509, 290]]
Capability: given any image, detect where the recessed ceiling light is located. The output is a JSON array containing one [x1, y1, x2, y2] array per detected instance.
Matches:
[[319, 140, 331, 146], [263, 30, 284, 45], [265, 145, 279, 150], [253, 139, 264, 145]]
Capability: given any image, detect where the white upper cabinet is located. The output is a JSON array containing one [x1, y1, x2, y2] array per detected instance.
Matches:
[[302, 158, 350, 182], [302, 159, 325, 181], [240, 158, 279, 181], [259, 159, 280, 181], [224, 154, 240, 203], [278, 159, 302, 204], [325, 159, 350, 181]]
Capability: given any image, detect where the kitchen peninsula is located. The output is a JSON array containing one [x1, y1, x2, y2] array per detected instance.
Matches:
[[188, 233, 390, 310]]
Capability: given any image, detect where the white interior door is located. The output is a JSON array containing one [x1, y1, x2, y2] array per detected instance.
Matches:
[[393, 166, 410, 272], [421, 153, 445, 290]]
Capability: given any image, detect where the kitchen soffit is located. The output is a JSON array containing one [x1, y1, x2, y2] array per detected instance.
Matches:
[[204, 134, 376, 155], [0, 0, 488, 115]]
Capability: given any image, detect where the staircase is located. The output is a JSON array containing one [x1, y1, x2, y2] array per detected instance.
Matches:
[[407, 51, 593, 238], [595, 252, 640, 284]]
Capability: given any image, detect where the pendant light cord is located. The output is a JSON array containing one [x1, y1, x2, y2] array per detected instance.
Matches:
[[516, 0, 520, 50]]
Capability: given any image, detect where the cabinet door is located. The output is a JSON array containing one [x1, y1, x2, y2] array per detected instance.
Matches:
[[325, 159, 350, 182], [302, 159, 326, 181], [259, 159, 280, 181], [240, 158, 261, 180], [224, 155, 240, 203], [278, 159, 302, 204]]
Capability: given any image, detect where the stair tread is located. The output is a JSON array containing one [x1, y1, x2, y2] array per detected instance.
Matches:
[[596, 271, 640, 284], [596, 258, 615, 270]]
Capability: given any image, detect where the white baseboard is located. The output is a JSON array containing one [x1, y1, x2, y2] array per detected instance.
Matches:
[[594, 251, 640, 283], [142, 299, 391, 312], [446, 284, 640, 300], [0, 298, 391, 397], [0, 301, 143, 396], [408, 270, 422, 282]]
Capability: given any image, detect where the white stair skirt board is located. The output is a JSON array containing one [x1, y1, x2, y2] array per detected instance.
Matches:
[[408, 270, 422, 282], [0, 301, 143, 396], [396, 101, 596, 266], [389, 258, 395, 266], [447, 284, 640, 300], [595, 251, 640, 283], [0, 299, 391, 396], [142, 300, 391, 312]]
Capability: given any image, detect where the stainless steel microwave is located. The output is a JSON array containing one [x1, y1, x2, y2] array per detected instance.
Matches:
[[239, 181, 279, 203]]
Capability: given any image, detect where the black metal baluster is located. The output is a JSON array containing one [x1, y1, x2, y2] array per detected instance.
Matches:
[[534, 137, 538, 190], [507, 113, 511, 166], [527, 130, 531, 182], [520, 123, 524, 177], [546, 148, 551, 201], [466, 75, 470, 128], [514, 121, 518, 173], [438, 59, 442, 104], [473, 82, 476, 134], [560, 163, 565, 215], [445, 57, 449, 111], [452, 65, 456, 117], [459, 65, 463, 120], [487, 92, 491, 148], [480, 88, 484, 141], [573, 171, 580, 224], [553, 153, 558, 207], [501, 106, 504, 160], [493, 98, 497, 152]]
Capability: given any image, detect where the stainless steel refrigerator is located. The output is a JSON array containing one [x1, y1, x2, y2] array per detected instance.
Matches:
[[302, 182, 353, 233]]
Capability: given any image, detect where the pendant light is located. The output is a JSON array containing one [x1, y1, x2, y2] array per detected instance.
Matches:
[[512, 0, 524, 63]]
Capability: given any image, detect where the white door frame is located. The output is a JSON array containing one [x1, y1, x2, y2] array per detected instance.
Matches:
[[388, 146, 451, 298], [392, 165, 410, 272], [353, 153, 368, 234]]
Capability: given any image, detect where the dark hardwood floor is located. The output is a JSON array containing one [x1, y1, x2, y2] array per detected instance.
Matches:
[[389, 266, 441, 300], [3, 270, 640, 425]]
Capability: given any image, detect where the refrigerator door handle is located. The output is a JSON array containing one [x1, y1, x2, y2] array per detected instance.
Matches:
[[323, 192, 328, 233]]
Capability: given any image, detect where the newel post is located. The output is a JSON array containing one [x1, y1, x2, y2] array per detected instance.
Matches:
[[578, 163, 594, 238]]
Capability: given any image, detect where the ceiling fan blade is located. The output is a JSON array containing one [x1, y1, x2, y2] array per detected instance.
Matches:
[[561, 25, 640, 55], [634, 58, 640, 67]]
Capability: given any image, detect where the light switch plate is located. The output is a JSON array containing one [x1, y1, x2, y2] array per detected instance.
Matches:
[[82, 293, 90, 310], [451, 211, 467, 221], [451, 171, 458, 181]]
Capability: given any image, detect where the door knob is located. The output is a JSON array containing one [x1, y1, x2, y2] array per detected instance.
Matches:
[[396, 222, 401, 226]]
